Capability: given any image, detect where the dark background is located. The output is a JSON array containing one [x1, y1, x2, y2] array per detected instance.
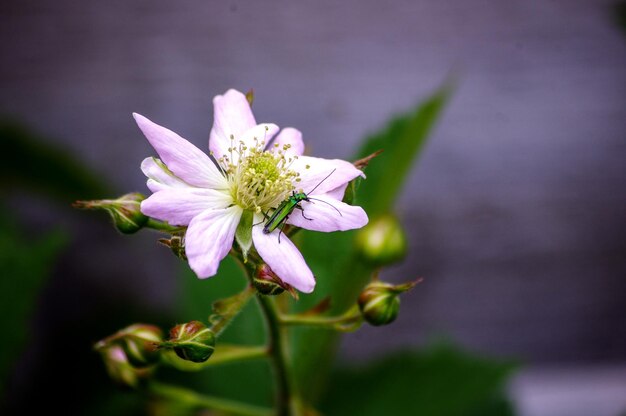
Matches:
[[1, 1, 625, 414]]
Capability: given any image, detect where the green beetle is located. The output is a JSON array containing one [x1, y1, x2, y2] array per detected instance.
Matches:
[[263, 169, 341, 240]]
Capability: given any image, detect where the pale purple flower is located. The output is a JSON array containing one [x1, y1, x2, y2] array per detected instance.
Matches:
[[134, 89, 368, 293]]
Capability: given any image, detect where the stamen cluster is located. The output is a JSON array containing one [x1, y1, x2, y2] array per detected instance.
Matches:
[[218, 133, 300, 212]]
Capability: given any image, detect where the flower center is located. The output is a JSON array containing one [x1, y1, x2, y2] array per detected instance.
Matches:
[[218, 135, 299, 212]]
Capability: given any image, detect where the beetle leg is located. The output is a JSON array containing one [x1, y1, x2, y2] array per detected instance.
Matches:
[[295, 205, 313, 221], [278, 217, 289, 243], [253, 210, 271, 227]]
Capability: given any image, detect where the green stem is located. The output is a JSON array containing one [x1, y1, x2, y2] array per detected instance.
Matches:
[[148, 381, 273, 416], [231, 248, 302, 415], [145, 218, 184, 233], [279, 306, 363, 331], [256, 295, 301, 416], [162, 345, 267, 371]]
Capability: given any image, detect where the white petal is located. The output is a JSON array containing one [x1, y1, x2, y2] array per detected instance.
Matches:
[[239, 123, 280, 155], [141, 157, 192, 192], [252, 214, 315, 293], [209, 89, 257, 160], [325, 183, 349, 201], [211, 123, 280, 165], [269, 127, 305, 158], [185, 206, 243, 278], [134, 113, 227, 190], [141, 188, 233, 226], [287, 194, 368, 232], [292, 156, 364, 196]]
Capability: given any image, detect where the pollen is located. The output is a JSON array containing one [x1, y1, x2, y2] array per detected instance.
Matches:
[[218, 136, 297, 212]]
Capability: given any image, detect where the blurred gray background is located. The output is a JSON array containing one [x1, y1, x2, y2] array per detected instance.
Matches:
[[1, 1, 625, 414]]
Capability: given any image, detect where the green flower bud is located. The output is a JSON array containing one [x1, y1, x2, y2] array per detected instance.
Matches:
[[165, 321, 215, 363], [74, 193, 149, 234], [355, 214, 407, 266], [117, 324, 163, 368], [253, 263, 287, 296], [358, 280, 419, 326]]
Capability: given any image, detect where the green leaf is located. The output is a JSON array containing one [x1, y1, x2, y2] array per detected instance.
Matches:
[[355, 83, 452, 216], [0, 211, 67, 401], [320, 344, 516, 416], [292, 83, 452, 400]]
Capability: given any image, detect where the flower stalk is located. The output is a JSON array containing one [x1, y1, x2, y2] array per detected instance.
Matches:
[[279, 306, 363, 332], [148, 381, 273, 416], [256, 294, 301, 416]]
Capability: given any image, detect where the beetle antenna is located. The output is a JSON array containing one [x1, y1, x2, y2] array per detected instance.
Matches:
[[307, 197, 343, 217], [307, 168, 336, 195]]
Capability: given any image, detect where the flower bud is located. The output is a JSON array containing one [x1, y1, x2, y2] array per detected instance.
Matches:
[[355, 214, 407, 266], [253, 263, 287, 295], [165, 321, 215, 363], [73, 193, 149, 234], [358, 280, 419, 326], [99, 345, 151, 388], [117, 324, 163, 368]]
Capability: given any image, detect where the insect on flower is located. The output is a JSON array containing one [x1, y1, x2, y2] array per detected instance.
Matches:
[[134, 89, 369, 293], [262, 169, 343, 241]]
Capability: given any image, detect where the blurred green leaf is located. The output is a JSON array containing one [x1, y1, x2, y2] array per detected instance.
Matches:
[[0, 211, 67, 400], [292, 83, 452, 401], [320, 344, 516, 416], [354, 84, 452, 216], [0, 120, 110, 201]]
